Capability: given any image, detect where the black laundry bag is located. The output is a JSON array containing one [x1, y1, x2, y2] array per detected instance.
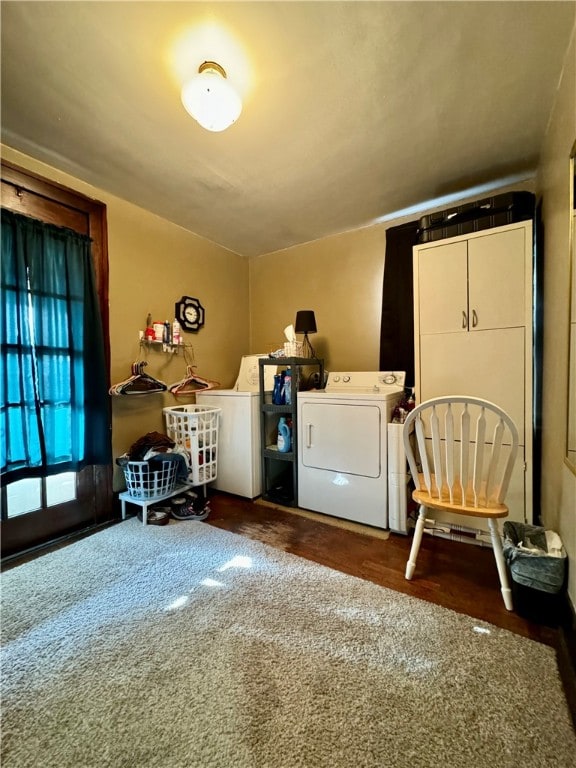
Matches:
[[503, 521, 567, 625]]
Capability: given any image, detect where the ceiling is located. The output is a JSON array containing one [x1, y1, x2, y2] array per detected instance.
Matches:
[[1, 2, 574, 257]]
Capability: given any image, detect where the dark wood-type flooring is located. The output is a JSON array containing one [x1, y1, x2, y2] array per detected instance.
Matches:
[[207, 492, 559, 647]]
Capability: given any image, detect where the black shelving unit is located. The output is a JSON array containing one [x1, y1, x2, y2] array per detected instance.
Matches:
[[258, 356, 324, 507]]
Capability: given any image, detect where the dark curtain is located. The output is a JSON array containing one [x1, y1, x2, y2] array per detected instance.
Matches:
[[379, 220, 419, 388], [1, 209, 111, 484]]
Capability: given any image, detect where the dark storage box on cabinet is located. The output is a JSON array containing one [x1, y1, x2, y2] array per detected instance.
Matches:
[[503, 521, 567, 625], [417, 192, 535, 243]]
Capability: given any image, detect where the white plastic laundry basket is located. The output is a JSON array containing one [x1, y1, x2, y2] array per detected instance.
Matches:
[[163, 404, 220, 486], [121, 460, 178, 500]]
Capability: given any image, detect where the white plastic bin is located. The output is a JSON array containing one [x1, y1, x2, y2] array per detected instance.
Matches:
[[163, 405, 221, 486], [120, 459, 179, 499]]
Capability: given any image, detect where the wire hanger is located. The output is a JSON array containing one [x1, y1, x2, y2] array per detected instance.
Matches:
[[168, 365, 220, 396], [109, 361, 168, 395]]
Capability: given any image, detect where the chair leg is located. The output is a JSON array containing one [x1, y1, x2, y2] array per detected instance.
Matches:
[[488, 518, 513, 611], [406, 505, 426, 580]]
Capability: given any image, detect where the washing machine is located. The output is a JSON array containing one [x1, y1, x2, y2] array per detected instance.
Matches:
[[195, 356, 278, 499], [195, 389, 261, 498], [297, 371, 406, 528]]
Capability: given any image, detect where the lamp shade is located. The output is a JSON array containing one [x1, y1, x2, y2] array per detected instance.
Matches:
[[294, 311, 317, 334], [181, 61, 242, 133]]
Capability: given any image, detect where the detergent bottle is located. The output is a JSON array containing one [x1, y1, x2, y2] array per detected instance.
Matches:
[[284, 368, 292, 405], [277, 417, 291, 453], [272, 374, 284, 405]]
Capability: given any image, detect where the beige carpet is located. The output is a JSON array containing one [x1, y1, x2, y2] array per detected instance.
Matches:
[[2, 519, 574, 768]]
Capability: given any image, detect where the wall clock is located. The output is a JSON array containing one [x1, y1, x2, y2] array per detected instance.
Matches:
[[175, 296, 205, 332]]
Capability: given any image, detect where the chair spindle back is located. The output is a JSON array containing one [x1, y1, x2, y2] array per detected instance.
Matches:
[[404, 396, 519, 510]]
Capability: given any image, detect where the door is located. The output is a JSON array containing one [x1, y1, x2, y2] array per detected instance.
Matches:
[[417, 227, 527, 335], [419, 327, 526, 445], [300, 402, 382, 477], [419, 326, 529, 525], [417, 241, 468, 334], [468, 227, 526, 331], [1, 161, 111, 557]]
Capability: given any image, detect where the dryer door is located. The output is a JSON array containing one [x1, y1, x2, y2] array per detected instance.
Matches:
[[300, 402, 382, 477]]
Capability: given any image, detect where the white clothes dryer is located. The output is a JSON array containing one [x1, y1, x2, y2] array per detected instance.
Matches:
[[297, 371, 405, 528]]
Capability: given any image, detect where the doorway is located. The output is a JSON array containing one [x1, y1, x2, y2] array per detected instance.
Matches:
[[1, 161, 112, 557]]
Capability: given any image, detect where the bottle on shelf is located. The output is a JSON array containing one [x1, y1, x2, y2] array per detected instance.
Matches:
[[284, 368, 292, 405], [144, 312, 155, 341], [277, 417, 291, 452], [272, 373, 284, 405], [172, 319, 181, 345]]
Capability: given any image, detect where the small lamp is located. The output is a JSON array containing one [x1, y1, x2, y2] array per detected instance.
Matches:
[[181, 61, 242, 132], [294, 310, 317, 358]]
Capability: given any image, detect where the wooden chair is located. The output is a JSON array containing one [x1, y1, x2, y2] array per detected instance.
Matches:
[[402, 396, 519, 611]]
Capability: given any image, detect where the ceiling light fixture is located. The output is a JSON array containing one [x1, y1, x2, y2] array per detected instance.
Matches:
[[181, 61, 242, 132]]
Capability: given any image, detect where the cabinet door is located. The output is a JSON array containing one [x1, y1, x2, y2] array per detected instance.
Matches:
[[468, 227, 526, 331], [417, 241, 468, 334], [419, 327, 525, 445]]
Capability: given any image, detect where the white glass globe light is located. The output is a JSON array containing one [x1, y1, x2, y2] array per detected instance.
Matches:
[[181, 62, 242, 132]]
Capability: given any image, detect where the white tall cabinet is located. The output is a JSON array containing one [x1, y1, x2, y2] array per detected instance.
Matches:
[[413, 221, 533, 525]]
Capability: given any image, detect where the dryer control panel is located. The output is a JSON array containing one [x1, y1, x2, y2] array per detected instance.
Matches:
[[325, 371, 406, 393]]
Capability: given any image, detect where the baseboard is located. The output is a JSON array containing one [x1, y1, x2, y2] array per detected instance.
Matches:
[[1, 520, 118, 569], [556, 592, 576, 731]]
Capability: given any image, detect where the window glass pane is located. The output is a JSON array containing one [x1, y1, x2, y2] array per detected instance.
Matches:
[[46, 472, 77, 506], [6, 478, 42, 517]]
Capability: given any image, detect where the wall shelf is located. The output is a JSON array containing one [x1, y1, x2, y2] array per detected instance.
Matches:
[[139, 338, 193, 355]]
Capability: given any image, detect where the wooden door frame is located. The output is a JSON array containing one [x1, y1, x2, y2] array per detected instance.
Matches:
[[1, 160, 113, 555]]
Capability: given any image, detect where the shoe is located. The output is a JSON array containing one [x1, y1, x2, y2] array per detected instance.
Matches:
[[170, 491, 210, 521], [137, 505, 171, 525]]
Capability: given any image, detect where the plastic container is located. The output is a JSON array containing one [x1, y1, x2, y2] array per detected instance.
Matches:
[[163, 405, 221, 485], [277, 417, 291, 452], [284, 369, 292, 405], [272, 374, 284, 405], [120, 459, 178, 499], [172, 319, 181, 345]]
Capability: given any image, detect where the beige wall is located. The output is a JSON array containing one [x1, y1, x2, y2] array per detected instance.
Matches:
[[249, 225, 387, 370], [249, 180, 535, 374], [1, 145, 250, 489], [536, 21, 576, 606]]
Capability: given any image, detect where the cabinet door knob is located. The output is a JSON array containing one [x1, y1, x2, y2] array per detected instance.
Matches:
[[462, 310, 467, 329], [472, 309, 478, 328]]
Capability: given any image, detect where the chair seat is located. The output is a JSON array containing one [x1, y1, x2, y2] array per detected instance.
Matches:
[[412, 473, 509, 518]]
